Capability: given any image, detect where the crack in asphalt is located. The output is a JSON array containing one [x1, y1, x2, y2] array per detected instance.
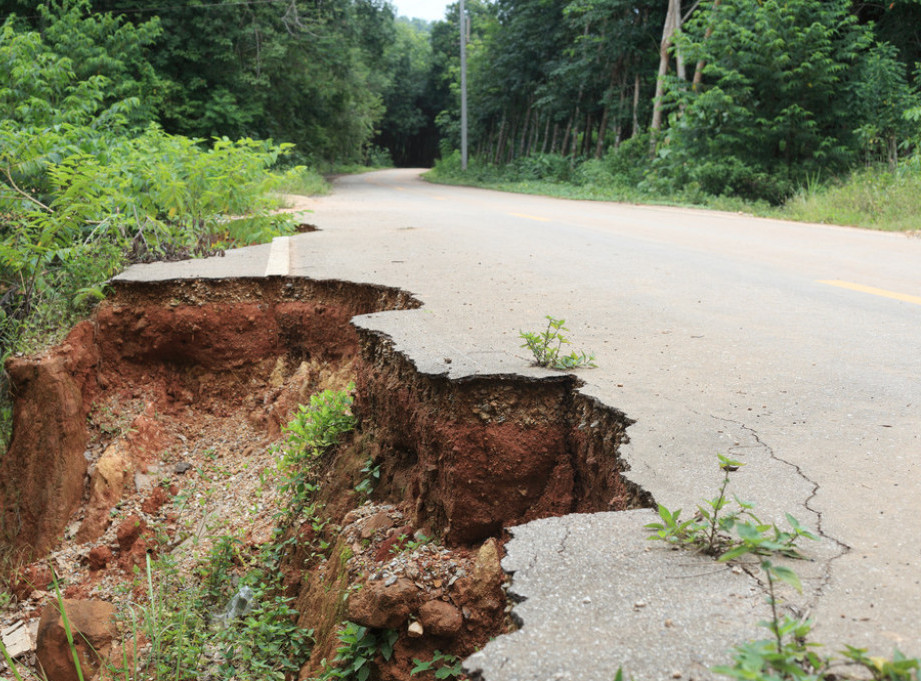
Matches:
[[713, 414, 852, 610]]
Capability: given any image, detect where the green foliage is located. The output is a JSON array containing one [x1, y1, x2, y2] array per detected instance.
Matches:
[[317, 622, 398, 681], [139, 548, 312, 681], [410, 650, 464, 679], [645, 455, 817, 559], [278, 385, 356, 519], [783, 161, 921, 232], [354, 457, 381, 498], [841, 647, 920, 681], [519, 316, 596, 370], [656, 0, 919, 203]]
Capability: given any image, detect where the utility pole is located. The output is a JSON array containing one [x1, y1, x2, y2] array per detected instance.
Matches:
[[459, 0, 468, 171]]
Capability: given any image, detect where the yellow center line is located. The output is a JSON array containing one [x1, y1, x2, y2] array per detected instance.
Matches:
[[819, 280, 921, 306], [508, 212, 551, 222]]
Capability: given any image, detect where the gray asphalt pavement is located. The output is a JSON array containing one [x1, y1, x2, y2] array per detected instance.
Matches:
[[119, 169, 921, 678]]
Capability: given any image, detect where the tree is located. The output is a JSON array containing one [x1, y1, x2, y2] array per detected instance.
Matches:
[[656, 0, 913, 202]]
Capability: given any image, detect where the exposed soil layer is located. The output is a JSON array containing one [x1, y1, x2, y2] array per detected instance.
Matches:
[[1, 275, 647, 681], [356, 330, 651, 546]]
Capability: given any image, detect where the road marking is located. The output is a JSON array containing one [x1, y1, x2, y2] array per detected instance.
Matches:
[[264, 236, 290, 277], [819, 280, 921, 306], [508, 212, 551, 222]]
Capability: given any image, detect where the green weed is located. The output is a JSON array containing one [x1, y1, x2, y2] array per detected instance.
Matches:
[[278, 384, 356, 520], [519, 316, 596, 370], [645, 455, 816, 559], [317, 622, 398, 681], [411, 650, 464, 679]]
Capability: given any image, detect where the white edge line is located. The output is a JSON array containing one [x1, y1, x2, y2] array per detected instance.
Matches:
[[264, 236, 291, 277]]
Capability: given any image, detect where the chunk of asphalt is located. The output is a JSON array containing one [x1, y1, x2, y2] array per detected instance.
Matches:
[[464, 509, 769, 681]]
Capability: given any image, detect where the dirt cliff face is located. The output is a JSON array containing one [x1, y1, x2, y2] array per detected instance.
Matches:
[[2, 322, 99, 559], [0, 278, 417, 561]]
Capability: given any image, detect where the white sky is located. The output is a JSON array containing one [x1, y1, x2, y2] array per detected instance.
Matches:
[[391, 0, 453, 22]]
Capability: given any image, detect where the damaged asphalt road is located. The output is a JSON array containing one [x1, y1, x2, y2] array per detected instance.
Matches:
[[118, 168, 921, 679]]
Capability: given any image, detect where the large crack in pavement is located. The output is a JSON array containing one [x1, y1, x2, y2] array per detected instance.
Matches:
[[724, 417, 853, 613]]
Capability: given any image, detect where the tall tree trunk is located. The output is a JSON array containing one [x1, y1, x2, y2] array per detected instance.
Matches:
[[632, 71, 641, 138], [529, 112, 541, 155], [494, 116, 508, 165], [582, 112, 594, 157], [692, 0, 721, 89], [550, 123, 560, 154], [650, 0, 682, 149], [561, 115, 573, 156], [519, 104, 532, 158], [595, 105, 610, 158]]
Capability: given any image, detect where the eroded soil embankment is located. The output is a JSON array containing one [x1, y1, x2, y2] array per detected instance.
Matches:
[[0, 276, 648, 681], [1, 278, 417, 560]]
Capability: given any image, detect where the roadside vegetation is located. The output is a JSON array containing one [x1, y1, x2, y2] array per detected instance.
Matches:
[[426, 0, 921, 232]]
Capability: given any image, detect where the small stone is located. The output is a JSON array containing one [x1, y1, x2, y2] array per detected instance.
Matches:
[[731, 565, 743, 575], [384, 575, 397, 587], [633, 600, 647, 609], [664, 619, 674, 628], [672, 672, 682, 678], [582, 596, 591, 604], [407, 620, 424, 638], [134, 472, 154, 493], [173, 462, 192, 474]]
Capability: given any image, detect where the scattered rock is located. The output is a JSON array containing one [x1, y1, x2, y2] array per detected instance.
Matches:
[[407, 620, 424, 638], [36, 599, 116, 681], [173, 462, 192, 474], [359, 511, 395, 539], [418, 600, 463, 638], [87, 545, 113, 571], [11, 564, 53, 601], [140, 486, 169, 515], [1, 620, 36, 659]]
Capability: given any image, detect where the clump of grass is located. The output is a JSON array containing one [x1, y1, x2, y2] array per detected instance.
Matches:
[[274, 166, 330, 197], [783, 162, 921, 232]]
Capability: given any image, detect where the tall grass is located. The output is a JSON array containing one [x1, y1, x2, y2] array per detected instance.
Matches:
[[783, 161, 921, 231]]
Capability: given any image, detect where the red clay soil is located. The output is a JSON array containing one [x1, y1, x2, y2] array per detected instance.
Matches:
[[0, 278, 417, 561]]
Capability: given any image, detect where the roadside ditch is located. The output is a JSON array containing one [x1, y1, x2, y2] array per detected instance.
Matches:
[[0, 276, 650, 680]]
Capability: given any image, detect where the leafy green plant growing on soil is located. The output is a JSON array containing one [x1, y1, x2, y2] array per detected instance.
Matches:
[[317, 622, 398, 681], [411, 650, 465, 679], [278, 384, 356, 519], [645, 455, 817, 558], [519, 316, 596, 369]]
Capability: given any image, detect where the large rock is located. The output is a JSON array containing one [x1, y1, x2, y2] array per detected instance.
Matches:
[[346, 578, 421, 629], [418, 600, 463, 638], [36, 599, 117, 681]]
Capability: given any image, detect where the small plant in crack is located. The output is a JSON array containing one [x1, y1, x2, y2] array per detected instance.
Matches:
[[645, 454, 817, 559], [714, 559, 829, 681], [519, 315, 596, 369]]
